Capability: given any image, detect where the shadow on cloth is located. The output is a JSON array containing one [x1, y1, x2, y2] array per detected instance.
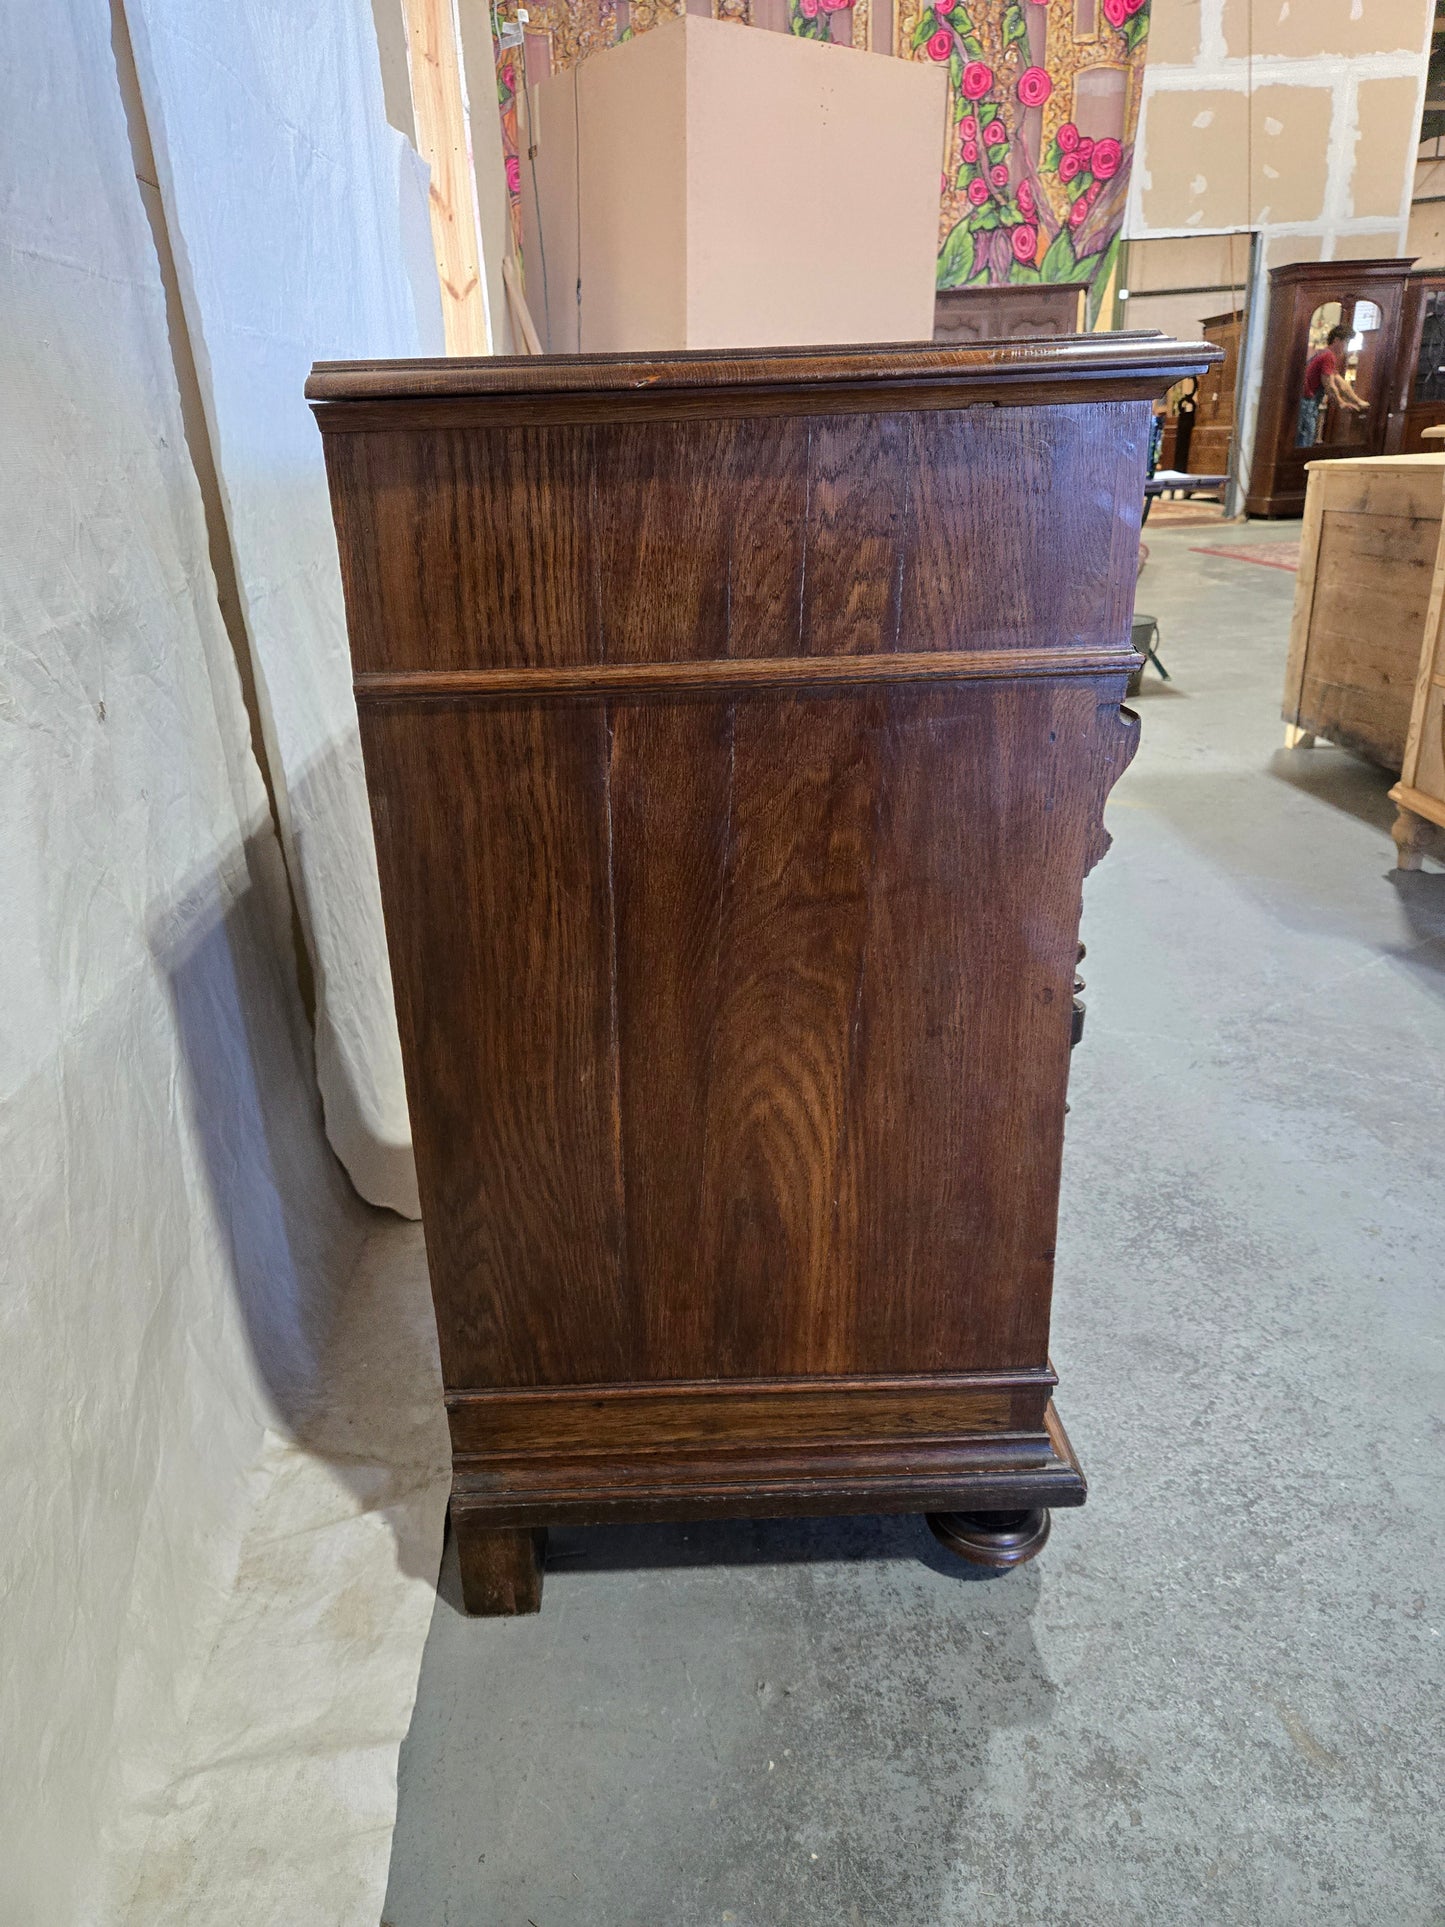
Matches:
[[150, 834, 443, 1583]]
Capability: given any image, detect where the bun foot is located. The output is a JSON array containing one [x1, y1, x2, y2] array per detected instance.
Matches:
[[926, 1507, 1051, 1570]]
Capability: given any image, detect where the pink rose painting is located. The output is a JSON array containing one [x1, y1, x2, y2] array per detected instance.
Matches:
[[505, 153, 521, 193], [917, 0, 1143, 299], [1016, 66, 1051, 107]]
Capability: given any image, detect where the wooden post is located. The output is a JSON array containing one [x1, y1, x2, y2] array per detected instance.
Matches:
[[502, 252, 543, 354], [401, 0, 492, 356]]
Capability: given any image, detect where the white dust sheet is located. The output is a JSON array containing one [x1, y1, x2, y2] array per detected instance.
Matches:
[[112, 1221, 448, 1926], [1, 5, 447, 1921], [124, 0, 447, 1216]]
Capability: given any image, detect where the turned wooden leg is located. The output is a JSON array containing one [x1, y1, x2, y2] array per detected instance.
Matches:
[[455, 1519, 547, 1616], [1392, 806, 1430, 872], [926, 1508, 1051, 1571], [1283, 724, 1316, 749]]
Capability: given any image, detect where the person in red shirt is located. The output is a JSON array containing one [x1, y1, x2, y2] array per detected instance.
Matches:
[[1297, 325, 1369, 446]]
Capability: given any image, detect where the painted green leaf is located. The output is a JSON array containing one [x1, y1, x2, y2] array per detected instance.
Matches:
[[949, 48, 963, 88], [1040, 225, 1079, 281], [971, 202, 1001, 232], [911, 15, 936, 48], [1086, 233, 1123, 327], [937, 221, 977, 289], [1008, 261, 1043, 285]]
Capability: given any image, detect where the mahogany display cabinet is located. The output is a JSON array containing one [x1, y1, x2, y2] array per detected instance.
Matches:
[[310, 334, 1216, 1615], [1385, 271, 1445, 456], [1246, 257, 1414, 518]]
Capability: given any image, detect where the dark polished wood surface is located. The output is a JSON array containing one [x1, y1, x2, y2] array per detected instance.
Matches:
[[314, 334, 1217, 1614], [932, 283, 1086, 346]]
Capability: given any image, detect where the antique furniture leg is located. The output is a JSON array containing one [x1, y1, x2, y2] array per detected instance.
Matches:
[[926, 1507, 1051, 1570], [1391, 803, 1432, 871], [455, 1518, 546, 1616], [1284, 724, 1316, 749]]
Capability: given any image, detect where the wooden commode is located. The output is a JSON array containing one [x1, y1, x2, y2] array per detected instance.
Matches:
[[310, 336, 1215, 1615]]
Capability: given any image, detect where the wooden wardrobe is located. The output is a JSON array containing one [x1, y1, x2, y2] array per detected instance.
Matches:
[[311, 335, 1215, 1615], [1246, 258, 1415, 518]]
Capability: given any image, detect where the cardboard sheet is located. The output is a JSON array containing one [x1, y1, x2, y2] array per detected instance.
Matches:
[[1, 6, 446, 1920], [123, 0, 447, 1216]]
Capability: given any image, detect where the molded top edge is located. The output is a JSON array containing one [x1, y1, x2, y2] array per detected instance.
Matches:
[[307, 331, 1220, 404]]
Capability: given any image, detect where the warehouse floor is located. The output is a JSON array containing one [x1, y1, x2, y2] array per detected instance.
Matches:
[[382, 521, 1445, 1927]]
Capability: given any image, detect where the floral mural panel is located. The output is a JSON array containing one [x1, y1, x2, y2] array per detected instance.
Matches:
[[901, 0, 1149, 302]]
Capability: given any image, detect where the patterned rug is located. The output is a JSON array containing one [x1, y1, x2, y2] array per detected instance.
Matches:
[[1144, 500, 1229, 528], [1189, 540, 1301, 573]]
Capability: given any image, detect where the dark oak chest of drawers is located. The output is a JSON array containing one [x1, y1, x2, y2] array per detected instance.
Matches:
[[311, 335, 1211, 1613]]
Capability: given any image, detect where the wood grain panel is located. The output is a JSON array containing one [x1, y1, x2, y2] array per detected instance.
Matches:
[[799, 414, 911, 655], [325, 424, 598, 673], [844, 681, 1104, 1371], [360, 701, 628, 1385], [595, 421, 734, 662], [901, 403, 1149, 652], [608, 700, 733, 1378], [723, 417, 809, 658], [593, 416, 810, 662], [692, 690, 886, 1377]]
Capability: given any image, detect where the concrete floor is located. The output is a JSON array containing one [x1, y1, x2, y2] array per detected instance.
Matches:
[[383, 522, 1445, 1927]]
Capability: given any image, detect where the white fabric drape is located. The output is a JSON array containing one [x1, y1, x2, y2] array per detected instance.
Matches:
[[123, 0, 447, 1216], [0, 2, 370, 1915]]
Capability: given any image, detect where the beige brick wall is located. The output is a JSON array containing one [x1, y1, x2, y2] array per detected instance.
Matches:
[[1221, 0, 1429, 61], [1353, 74, 1431, 221], [1130, 0, 1431, 259], [1146, 0, 1202, 67]]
